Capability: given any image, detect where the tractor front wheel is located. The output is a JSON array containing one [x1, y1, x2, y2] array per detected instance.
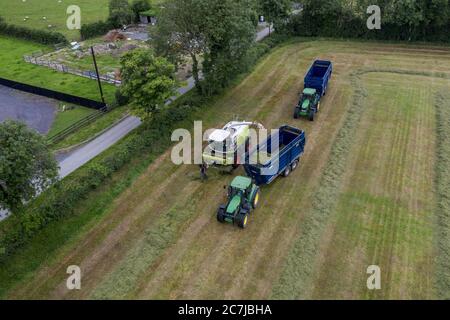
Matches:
[[217, 207, 226, 223]]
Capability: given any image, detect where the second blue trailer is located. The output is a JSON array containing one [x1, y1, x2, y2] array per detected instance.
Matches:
[[294, 60, 333, 121]]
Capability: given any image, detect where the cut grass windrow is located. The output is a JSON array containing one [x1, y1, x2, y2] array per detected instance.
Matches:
[[271, 70, 369, 299], [435, 89, 450, 299], [271, 68, 450, 299]]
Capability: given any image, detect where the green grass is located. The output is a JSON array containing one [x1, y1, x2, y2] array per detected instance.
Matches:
[[272, 70, 449, 300], [0, 149, 158, 299], [0, 0, 110, 41], [66, 53, 121, 74], [0, 35, 116, 102], [48, 104, 97, 137], [0, 0, 164, 41], [1, 39, 450, 300], [51, 106, 129, 150]]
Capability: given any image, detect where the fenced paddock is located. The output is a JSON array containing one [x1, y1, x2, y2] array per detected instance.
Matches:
[[23, 53, 121, 86]]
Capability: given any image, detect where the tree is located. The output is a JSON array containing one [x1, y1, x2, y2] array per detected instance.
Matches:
[[109, 0, 134, 26], [0, 121, 58, 212], [154, 0, 258, 95], [153, 0, 207, 92], [201, 0, 258, 94], [120, 49, 177, 120], [258, 0, 291, 33], [131, 0, 152, 23]]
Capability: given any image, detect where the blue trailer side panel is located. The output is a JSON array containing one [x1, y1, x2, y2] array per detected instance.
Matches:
[[244, 126, 306, 185], [304, 60, 333, 96]]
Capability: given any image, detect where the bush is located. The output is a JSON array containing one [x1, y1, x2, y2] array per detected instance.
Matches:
[[131, 0, 151, 23], [113, 88, 130, 108], [80, 20, 118, 40], [109, 0, 134, 26], [0, 16, 67, 45]]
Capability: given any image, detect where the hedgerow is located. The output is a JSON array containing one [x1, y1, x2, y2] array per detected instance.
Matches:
[[80, 20, 119, 40], [0, 97, 203, 261], [0, 16, 67, 45]]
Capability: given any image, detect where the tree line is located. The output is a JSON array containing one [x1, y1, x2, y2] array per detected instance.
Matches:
[[284, 0, 450, 42]]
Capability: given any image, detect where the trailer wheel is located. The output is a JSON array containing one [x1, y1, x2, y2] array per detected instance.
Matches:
[[237, 213, 249, 229], [283, 166, 291, 177], [252, 189, 261, 209], [291, 159, 300, 172], [217, 207, 226, 223], [309, 111, 315, 122]]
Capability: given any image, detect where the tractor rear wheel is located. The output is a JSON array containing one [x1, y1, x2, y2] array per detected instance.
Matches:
[[309, 110, 315, 122], [237, 213, 249, 229], [252, 189, 261, 209], [217, 207, 226, 223], [294, 108, 299, 119]]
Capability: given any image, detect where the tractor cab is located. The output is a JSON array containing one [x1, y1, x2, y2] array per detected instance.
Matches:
[[294, 88, 321, 121], [217, 176, 261, 229], [228, 175, 253, 200], [300, 88, 319, 108]]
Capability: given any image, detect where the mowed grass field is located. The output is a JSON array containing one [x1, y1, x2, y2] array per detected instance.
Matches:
[[0, 0, 109, 40], [2, 39, 450, 300]]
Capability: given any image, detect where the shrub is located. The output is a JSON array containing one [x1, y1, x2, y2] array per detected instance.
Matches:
[[113, 88, 130, 108], [80, 20, 118, 40]]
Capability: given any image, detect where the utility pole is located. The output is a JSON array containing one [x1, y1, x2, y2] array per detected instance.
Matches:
[[91, 46, 105, 106]]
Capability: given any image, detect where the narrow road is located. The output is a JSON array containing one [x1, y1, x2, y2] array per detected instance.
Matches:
[[256, 25, 273, 42], [58, 116, 142, 178], [57, 72, 199, 179]]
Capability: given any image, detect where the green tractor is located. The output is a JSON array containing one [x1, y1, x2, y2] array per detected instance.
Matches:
[[294, 88, 321, 121], [217, 176, 261, 229]]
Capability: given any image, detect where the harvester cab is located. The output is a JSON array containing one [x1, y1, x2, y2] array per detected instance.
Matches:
[[217, 176, 261, 229], [294, 88, 320, 121], [200, 121, 265, 179]]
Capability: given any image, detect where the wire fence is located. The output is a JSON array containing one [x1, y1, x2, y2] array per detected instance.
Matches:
[[47, 106, 109, 145], [23, 51, 122, 86]]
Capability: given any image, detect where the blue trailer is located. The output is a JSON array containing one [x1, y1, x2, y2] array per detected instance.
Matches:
[[244, 126, 306, 186], [294, 60, 333, 121]]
